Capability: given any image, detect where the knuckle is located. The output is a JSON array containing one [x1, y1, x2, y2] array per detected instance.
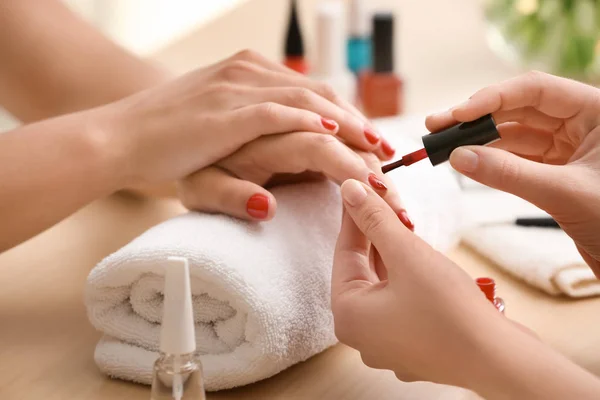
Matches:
[[204, 82, 237, 101], [360, 152, 380, 169], [312, 133, 340, 148], [361, 206, 387, 237], [317, 82, 337, 100], [220, 60, 255, 81], [497, 157, 522, 189], [258, 102, 282, 124], [525, 69, 546, 82], [518, 70, 548, 108], [295, 87, 316, 107], [233, 49, 258, 61]]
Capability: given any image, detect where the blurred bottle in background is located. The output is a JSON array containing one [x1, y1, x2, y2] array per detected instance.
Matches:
[[284, 0, 309, 74], [311, 1, 356, 103], [346, 0, 371, 76], [359, 13, 404, 118]]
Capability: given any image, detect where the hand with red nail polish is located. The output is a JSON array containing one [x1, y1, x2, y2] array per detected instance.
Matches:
[[0, 41, 399, 249], [332, 180, 600, 399], [176, 135, 403, 222], [176, 134, 409, 223]]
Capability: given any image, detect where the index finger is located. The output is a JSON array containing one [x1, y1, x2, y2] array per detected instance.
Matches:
[[426, 71, 595, 132], [332, 209, 379, 299]]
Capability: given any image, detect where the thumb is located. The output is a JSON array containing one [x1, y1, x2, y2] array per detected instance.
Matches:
[[450, 146, 570, 211], [340, 179, 407, 256]]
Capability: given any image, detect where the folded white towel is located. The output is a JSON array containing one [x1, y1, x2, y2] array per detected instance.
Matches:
[[85, 118, 463, 391], [461, 189, 600, 297]]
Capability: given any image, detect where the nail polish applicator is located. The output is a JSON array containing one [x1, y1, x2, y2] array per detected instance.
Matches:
[[382, 114, 500, 173]]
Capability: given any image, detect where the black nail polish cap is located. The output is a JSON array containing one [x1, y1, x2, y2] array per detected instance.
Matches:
[[422, 114, 500, 166], [373, 13, 394, 73], [285, 0, 304, 57]]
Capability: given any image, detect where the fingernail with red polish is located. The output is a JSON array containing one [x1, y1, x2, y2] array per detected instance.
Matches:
[[367, 173, 388, 192], [381, 139, 396, 157], [321, 117, 338, 131], [397, 210, 415, 231], [364, 126, 380, 144], [246, 194, 269, 219]]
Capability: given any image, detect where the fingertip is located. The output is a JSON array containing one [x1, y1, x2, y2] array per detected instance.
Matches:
[[341, 179, 368, 206], [379, 138, 396, 160], [450, 103, 473, 121], [265, 195, 277, 221], [425, 110, 457, 132], [396, 210, 415, 232], [320, 117, 340, 134], [246, 191, 277, 221], [363, 125, 381, 146], [449, 146, 480, 174]]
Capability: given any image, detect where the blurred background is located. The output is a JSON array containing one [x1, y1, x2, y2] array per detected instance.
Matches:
[[2, 0, 599, 130]]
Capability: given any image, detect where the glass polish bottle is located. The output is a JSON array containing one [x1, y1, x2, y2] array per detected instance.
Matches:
[[283, 0, 309, 74], [476, 277, 505, 314], [151, 257, 206, 400], [311, 1, 356, 103], [347, 0, 371, 75], [358, 13, 404, 118]]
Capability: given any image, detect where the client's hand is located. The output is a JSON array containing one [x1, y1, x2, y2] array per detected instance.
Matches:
[[177, 141, 409, 222], [98, 49, 394, 190], [426, 71, 600, 275]]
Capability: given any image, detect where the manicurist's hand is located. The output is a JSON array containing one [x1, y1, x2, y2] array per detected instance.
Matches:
[[426, 71, 600, 275], [332, 179, 600, 399]]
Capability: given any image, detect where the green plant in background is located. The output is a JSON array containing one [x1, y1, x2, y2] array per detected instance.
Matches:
[[486, 0, 600, 81]]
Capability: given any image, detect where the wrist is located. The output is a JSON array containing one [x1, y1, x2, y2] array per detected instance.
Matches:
[[82, 107, 135, 193], [465, 315, 600, 400]]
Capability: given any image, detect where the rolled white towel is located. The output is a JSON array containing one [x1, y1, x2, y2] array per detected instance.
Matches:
[[85, 118, 463, 391]]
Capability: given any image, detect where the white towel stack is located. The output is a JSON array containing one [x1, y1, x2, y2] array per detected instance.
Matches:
[[85, 117, 464, 391], [461, 189, 600, 297]]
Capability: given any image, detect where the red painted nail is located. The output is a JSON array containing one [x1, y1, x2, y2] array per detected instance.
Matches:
[[367, 173, 388, 192], [364, 127, 380, 144], [381, 139, 396, 157], [321, 117, 338, 131], [246, 194, 269, 219], [397, 210, 415, 231]]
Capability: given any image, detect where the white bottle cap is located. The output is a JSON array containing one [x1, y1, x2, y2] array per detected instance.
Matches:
[[315, 1, 346, 76], [160, 257, 196, 355], [348, 0, 369, 37]]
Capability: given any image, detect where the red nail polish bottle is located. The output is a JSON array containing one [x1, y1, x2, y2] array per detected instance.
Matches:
[[476, 277, 505, 314], [358, 13, 403, 118], [283, 0, 309, 74]]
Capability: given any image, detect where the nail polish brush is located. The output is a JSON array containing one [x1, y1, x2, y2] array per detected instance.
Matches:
[[382, 114, 500, 173]]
